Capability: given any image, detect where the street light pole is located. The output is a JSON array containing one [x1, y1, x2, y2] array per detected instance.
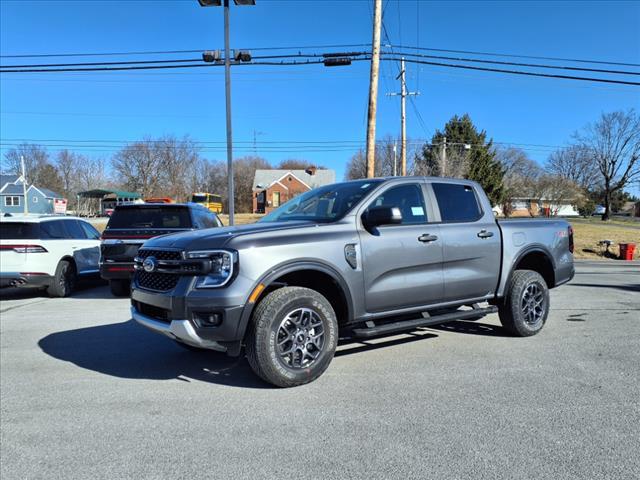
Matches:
[[223, 0, 235, 226], [198, 0, 255, 225]]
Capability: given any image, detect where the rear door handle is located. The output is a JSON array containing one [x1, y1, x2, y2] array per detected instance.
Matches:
[[418, 234, 438, 243], [477, 230, 494, 239]]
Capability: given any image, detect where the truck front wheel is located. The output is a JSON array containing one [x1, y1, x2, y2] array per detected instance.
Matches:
[[246, 286, 338, 387], [499, 269, 550, 336]]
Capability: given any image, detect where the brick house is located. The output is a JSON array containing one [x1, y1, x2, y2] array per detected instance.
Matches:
[[252, 167, 336, 214]]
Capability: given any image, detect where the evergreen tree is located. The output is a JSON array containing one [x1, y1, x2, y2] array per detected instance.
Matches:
[[414, 114, 505, 206]]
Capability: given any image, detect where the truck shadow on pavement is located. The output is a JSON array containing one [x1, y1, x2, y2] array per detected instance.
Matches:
[[38, 319, 449, 388], [428, 320, 510, 336], [38, 319, 270, 389], [568, 282, 640, 293]]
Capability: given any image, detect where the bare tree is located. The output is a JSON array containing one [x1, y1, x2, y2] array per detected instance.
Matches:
[[56, 150, 79, 198], [577, 110, 640, 220], [233, 156, 271, 213], [546, 144, 599, 191], [2, 143, 51, 186], [345, 136, 400, 180], [76, 156, 109, 191], [277, 159, 325, 170], [111, 135, 202, 200], [495, 147, 542, 217], [535, 175, 582, 217], [203, 160, 229, 200]]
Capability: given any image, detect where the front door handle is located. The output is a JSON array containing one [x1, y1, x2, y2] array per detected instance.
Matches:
[[477, 230, 494, 239], [418, 234, 438, 243]]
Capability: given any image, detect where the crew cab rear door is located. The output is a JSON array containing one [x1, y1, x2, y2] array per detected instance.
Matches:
[[427, 181, 501, 302], [358, 182, 444, 313]]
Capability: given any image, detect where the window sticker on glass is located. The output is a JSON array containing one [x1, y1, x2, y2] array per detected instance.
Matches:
[[411, 206, 425, 216]]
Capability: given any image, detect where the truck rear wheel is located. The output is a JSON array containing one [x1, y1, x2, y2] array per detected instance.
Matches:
[[499, 269, 550, 336], [246, 286, 338, 388], [109, 279, 130, 297]]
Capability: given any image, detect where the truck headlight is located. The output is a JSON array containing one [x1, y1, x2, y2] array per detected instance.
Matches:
[[186, 250, 236, 288]]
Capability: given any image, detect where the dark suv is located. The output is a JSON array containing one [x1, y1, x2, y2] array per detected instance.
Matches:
[[100, 203, 222, 296]]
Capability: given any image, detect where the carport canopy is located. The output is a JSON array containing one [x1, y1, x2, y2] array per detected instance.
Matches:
[[77, 189, 141, 199]]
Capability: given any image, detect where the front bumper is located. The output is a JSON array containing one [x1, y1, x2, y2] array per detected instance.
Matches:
[[131, 307, 227, 352], [0, 272, 54, 289]]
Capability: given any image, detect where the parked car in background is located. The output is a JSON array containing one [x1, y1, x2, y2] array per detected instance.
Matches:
[[0, 215, 101, 297], [593, 205, 606, 215], [131, 177, 575, 387], [100, 203, 222, 296]]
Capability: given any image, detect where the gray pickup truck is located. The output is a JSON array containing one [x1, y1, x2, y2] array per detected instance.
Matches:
[[131, 177, 574, 387]]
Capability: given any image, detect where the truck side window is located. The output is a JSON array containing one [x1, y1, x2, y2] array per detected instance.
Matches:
[[432, 183, 482, 223], [368, 184, 427, 225]]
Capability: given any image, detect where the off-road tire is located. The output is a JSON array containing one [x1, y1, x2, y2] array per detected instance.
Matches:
[[109, 279, 131, 297], [47, 260, 76, 298], [499, 269, 550, 337], [246, 286, 338, 388]]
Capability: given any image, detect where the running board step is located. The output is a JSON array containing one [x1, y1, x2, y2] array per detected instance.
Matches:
[[351, 306, 499, 339]]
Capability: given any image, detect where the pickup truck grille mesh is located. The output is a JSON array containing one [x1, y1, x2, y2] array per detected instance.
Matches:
[[136, 249, 182, 292]]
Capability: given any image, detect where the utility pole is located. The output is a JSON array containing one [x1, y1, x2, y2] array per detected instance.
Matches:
[[365, 0, 382, 178], [21, 155, 28, 215], [387, 57, 419, 176], [441, 136, 447, 177], [223, 0, 235, 225]]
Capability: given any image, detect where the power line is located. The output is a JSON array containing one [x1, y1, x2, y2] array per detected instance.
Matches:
[[0, 44, 371, 59], [388, 50, 640, 76], [3, 43, 637, 68], [385, 44, 640, 68], [2, 51, 637, 86], [0, 137, 568, 149], [386, 57, 640, 86], [0, 52, 369, 70], [6, 48, 635, 76], [0, 57, 371, 73]]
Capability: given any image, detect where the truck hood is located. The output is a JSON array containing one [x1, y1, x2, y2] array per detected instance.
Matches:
[[140, 220, 313, 250]]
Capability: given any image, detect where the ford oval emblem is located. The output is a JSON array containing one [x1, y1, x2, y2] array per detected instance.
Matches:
[[142, 256, 158, 273]]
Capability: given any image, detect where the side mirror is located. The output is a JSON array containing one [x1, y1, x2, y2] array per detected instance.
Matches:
[[363, 206, 403, 231]]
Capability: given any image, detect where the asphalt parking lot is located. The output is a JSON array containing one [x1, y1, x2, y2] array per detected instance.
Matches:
[[1, 261, 638, 480]]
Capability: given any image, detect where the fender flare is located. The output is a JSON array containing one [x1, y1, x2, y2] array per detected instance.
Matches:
[[501, 244, 556, 295], [234, 260, 354, 341]]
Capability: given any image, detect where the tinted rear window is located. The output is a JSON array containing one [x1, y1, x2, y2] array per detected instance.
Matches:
[[0, 222, 40, 239], [107, 207, 192, 229], [432, 183, 482, 223]]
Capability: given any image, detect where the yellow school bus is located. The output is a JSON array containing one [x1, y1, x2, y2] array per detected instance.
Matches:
[[191, 192, 223, 213]]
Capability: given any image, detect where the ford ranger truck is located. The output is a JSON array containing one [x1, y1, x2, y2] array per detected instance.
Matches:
[[130, 177, 575, 387]]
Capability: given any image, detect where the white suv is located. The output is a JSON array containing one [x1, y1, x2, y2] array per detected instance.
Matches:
[[0, 215, 101, 297]]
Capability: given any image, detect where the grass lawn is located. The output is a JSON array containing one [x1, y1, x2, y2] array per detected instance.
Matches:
[[570, 220, 639, 260], [218, 213, 263, 226]]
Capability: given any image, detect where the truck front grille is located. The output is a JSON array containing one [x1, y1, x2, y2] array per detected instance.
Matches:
[[135, 249, 182, 292]]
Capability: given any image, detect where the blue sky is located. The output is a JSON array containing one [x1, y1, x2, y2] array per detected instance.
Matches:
[[1, 0, 639, 187]]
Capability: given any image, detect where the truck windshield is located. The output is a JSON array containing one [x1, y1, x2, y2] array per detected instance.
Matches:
[[107, 207, 192, 229], [259, 179, 383, 223]]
